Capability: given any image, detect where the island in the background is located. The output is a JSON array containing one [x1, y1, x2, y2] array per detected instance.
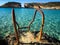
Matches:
[[0, 2, 60, 9], [0, 2, 21, 8], [24, 2, 60, 9]]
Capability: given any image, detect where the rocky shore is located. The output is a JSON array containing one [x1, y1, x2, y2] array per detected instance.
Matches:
[[0, 31, 60, 45]]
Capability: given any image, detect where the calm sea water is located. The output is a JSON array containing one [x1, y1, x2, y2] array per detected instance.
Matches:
[[0, 8, 60, 40]]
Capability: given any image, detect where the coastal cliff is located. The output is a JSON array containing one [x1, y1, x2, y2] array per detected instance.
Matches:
[[24, 2, 60, 9], [0, 2, 21, 8], [24, 3, 42, 8]]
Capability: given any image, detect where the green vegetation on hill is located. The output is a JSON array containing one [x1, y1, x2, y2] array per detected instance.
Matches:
[[24, 2, 60, 9], [42, 2, 60, 7], [0, 2, 21, 8], [24, 3, 41, 8]]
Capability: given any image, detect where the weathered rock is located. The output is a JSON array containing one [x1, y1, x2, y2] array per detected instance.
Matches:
[[24, 3, 41, 8], [4, 31, 60, 45], [20, 31, 34, 43]]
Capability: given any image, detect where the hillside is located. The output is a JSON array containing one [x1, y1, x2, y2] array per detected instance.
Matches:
[[0, 2, 21, 8], [42, 2, 60, 7], [24, 2, 60, 9]]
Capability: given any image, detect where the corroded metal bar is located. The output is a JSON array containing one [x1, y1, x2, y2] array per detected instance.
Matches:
[[16, 21, 20, 29], [18, 26, 29, 29], [34, 6, 45, 41], [12, 8, 19, 44], [28, 10, 37, 31], [39, 9, 45, 40]]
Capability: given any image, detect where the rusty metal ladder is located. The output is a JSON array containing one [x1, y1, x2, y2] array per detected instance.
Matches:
[[12, 6, 45, 45]]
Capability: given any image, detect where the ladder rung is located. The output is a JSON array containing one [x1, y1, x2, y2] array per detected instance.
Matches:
[[18, 26, 29, 29]]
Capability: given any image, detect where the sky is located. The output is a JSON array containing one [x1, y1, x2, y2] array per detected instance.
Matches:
[[0, 0, 60, 7]]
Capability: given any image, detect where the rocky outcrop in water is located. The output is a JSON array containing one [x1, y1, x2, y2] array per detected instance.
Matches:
[[0, 2, 21, 8]]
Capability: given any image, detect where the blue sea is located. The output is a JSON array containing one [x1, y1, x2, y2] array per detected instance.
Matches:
[[0, 8, 60, 40]]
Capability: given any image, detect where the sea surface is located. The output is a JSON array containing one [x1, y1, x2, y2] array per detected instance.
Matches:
[[0, 8, 60, 40]]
